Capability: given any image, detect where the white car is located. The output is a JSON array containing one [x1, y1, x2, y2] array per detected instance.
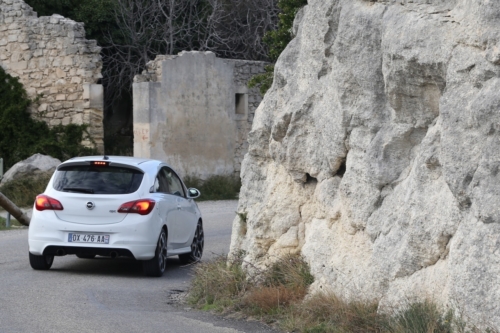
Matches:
[[28, 156, 204, 277]]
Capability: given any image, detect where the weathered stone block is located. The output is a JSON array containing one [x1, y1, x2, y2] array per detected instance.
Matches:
[[55, 68, 65, 78], [62, 56, 73, 66], [67, 93, 79, 101], [71, 113, 83, 124], [38, 103, 48, 112], [49, 118, 61, 126], [9, 60, 27, 70]]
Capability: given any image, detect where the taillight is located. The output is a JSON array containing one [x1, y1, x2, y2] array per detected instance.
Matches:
[[118, 199, 155, 215], [35, 195, 64, 211]]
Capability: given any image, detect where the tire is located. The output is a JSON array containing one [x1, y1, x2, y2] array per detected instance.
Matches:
[[143, 229, 168, 277], [29, 252, 54, 270], [179, 220, 204, 264], [76, 254, 96, 259]]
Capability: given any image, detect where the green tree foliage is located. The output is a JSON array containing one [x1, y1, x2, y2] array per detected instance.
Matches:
[[249, 0, 307, 95], [0, 67, 96, 169], [265, 0, 307, 62], [248, 65, 275, 96]]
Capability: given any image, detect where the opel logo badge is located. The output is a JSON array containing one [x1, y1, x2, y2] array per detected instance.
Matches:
[[86, 201, 95, 210]]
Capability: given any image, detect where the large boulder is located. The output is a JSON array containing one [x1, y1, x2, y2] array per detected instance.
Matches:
[[0, 154, 60, 185], [230, 0, 500, 328]]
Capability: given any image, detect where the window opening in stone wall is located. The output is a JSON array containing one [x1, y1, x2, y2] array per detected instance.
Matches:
[[235, 93, 247, 115]]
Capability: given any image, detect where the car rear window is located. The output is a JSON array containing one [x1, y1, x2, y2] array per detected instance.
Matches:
[[53, 165, 144, 194]]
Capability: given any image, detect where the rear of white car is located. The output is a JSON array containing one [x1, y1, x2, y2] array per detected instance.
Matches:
[[28, 156, 202, 277]]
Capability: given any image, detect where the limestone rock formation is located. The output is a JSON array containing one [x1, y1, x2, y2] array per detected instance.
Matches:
[[230, 0, 500, 327], [0, 153, 60, 185]]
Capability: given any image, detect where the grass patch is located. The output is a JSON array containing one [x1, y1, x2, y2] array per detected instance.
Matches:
[[189, 253, 314, 320], [0, 174, 52, 208], [0, 216, 24, 230], [188, 253, 497, 333], [184, 175, 241, 201], [188, 253, 250, 311]]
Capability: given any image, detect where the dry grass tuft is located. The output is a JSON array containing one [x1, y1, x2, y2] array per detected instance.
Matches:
[[389, 301, 453, 333], [188, 253, 498, 333], [244, 285, 306, 315], [283, 292, 385, 333], [262, 254, 314, 290], [189, 253, 314, 319], [188, 253, 249, 311]]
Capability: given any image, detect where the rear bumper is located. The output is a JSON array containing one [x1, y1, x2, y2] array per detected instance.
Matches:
[[28, 210, 159, 260], [42, 245, 135, 258]]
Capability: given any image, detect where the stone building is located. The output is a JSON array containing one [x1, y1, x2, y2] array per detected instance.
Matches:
[[0, 0, 104, 151], [133, 51, 266, 178]]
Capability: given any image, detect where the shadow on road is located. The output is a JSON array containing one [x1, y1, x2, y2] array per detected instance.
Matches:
[[49, 256, 195, 279]]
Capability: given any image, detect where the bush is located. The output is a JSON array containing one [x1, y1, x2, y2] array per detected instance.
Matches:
[[0, 67, 96, 170], [249, 0, 307, 95], [183, 175, 241, 201]]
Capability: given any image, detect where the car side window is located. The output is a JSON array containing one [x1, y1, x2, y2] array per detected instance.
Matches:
[[164, 168, 185, 197], [155, 169, 170, 193]]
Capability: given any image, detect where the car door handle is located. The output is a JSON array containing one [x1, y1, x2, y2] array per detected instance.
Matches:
[[177, 205, 181, 210]]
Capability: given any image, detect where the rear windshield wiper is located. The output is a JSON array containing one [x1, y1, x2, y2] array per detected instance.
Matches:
[[62, 187, 95, 194]]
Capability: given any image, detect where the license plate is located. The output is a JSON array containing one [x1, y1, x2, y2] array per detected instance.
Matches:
[[68, 233, 110, 244]]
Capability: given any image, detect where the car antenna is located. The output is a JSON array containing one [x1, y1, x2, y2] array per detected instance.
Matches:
[[103, 155, 109, 160]]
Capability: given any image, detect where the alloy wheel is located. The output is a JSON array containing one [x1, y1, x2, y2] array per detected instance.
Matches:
[[158, 231, 167, 272], [191, 223, 204, 261]]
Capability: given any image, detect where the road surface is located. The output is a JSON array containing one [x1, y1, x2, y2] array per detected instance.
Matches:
[[0, 200, 276, 333]]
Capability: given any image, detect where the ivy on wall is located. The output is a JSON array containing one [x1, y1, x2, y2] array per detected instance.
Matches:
[[0, 67, 96, 169]]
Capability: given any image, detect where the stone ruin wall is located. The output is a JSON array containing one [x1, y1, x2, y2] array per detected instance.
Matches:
[[0, 0, 104, 151], [225, 59, 265, 175], [135, 53, 266, 176]]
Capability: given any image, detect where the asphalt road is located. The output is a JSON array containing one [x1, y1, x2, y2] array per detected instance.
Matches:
[[0, 200, 276, 333]]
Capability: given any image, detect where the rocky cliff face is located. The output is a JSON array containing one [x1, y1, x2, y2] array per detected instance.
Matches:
[[230, 0, 500, 327]]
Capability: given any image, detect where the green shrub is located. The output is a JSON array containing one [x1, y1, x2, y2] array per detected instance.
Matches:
[[248, 65, 275, 96], [183, 175, 241, 201], [249, 0, 307, 95], [264, 0, 308, 62], [0, 67, 97, 170]]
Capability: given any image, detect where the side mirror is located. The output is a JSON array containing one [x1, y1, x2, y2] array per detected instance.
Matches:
[[187, 188, 201, 199]]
